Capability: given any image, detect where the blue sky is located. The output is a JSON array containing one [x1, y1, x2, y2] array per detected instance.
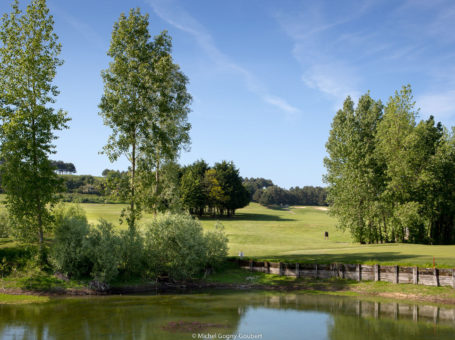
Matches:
[[1, 0, 455, 188]]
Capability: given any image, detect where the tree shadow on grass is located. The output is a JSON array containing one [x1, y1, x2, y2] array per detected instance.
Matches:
[[198, 213, 295, 223], [258, 252, 426, 265]]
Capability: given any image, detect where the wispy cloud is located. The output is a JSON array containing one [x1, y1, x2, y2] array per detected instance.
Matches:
[[274, 0, 455, 119], [51, 5, 105, 49], [417, 90, 455, 119], [146, 0, 300, 115], [273, 2, 369, 106]]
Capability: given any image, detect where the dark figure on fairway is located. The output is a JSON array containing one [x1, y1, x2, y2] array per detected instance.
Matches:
[[324, 231, 329, 239]]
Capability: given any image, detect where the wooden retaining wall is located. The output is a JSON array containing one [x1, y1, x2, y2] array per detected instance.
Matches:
[[238, 260, 455, 288]]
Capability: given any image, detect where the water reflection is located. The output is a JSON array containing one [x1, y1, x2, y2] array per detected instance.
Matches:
[[0, 291, 454, 339]]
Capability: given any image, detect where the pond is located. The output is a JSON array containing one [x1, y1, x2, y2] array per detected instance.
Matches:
[[0, 291, 454, 339]]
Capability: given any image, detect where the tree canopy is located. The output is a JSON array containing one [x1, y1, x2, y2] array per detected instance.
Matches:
[[99, 8, 191, 228], [324, 85, 455, 244], [0, 0, 69, 244]]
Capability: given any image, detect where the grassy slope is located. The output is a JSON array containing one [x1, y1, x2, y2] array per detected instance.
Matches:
[[76, 202, 455, 267], [2, 201, 455, 267]]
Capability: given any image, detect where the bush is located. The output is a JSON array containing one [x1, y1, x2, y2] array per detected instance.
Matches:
[[51, 204, 91, 277], [52, 205, 122, 283], [144, 213, 206, 280], [144, 213, 228, 280], [118, 228, 145, 279], [85, 219, 121, 283], [0, 210, 11, 238], [51, 208, 229, 283], [203, 221, 229, 270]]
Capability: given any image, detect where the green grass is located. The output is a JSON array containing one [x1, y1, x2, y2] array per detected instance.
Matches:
[[2, 202, 455, 267]]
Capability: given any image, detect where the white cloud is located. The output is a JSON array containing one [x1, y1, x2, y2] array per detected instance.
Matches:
[[302, 63, 360, 104], [273, 3, 367, 107], [146, 0, 300, 115], [417, 90, 455, 119]]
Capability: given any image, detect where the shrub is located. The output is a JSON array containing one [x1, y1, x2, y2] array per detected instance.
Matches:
[[86, 219, 121, 283], [203, 221, 229, 270], [118, 228, 145, 279], [144, 213, 206, 280], [144, 213, 228, 280], [0, 210, 11, 238], [51, 204, 91, 277]]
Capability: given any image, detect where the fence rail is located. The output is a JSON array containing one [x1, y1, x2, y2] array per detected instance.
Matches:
[[237, 260, 455, 288]]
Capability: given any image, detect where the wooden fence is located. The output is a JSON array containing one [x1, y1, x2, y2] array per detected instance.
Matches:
[[237, 260, 455, 288]]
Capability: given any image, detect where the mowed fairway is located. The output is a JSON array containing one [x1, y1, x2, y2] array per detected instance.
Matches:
[[77, 202, 455, 267]]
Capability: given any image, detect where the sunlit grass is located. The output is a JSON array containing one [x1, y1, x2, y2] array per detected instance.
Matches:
[[2, 201, 455, 267]]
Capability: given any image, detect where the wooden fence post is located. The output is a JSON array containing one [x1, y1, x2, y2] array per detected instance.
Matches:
[[434, 268, 440, 287], [279, 262, 283, 276], [395, 265, 399, 284], [315, 264, 318, 279], [296, 263, 300, 278], [249, 260, 253, 272], [374, 264, 380, 281], [413, 267, 418, 285], [357, 264, 362, 281]]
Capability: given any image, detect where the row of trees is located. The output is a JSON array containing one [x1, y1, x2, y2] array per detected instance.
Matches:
[[51, 160, 76, 174], [243, 177, 327, 206], [324, 86, 455, 245]]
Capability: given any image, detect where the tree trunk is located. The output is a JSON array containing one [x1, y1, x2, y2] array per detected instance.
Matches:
[[130, 140, 136, 230]]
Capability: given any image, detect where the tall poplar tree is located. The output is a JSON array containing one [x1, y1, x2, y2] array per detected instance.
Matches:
[[100, 9, 191, 228], [0, 0, 69, 245]]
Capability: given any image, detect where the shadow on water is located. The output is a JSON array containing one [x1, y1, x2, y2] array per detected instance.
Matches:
[[266, 252, 425, 264]]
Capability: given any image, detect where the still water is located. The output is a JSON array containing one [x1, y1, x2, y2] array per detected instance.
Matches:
[[1, 291, 454, 339]]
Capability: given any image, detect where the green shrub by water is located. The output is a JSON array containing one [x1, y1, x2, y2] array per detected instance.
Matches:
[[144, 213, 228, 280], [50, 206, 228, 283]]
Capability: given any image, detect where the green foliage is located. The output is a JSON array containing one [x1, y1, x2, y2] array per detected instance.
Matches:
[[258, 185, 291, 206], [51, 204, 91, 277], [0, 210, 11, 238], [180, 160, 250, 216], [99, 8, 191, 228], [85, 220, 121, 283], [62, 174, 105, 196], [118, 228, 144, 279], [203, 222, 229, 270], [52, 205, 122, 283], [324, 85, 455, 244], [0, 0, 69, 244], [144, 213, 206, 280], [51, 160, 76, 174], [144, 213, 228, 280]]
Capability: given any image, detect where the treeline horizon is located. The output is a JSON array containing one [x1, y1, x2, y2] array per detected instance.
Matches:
[[243, 177, 327, 206], [33, 161, 327, 210]]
